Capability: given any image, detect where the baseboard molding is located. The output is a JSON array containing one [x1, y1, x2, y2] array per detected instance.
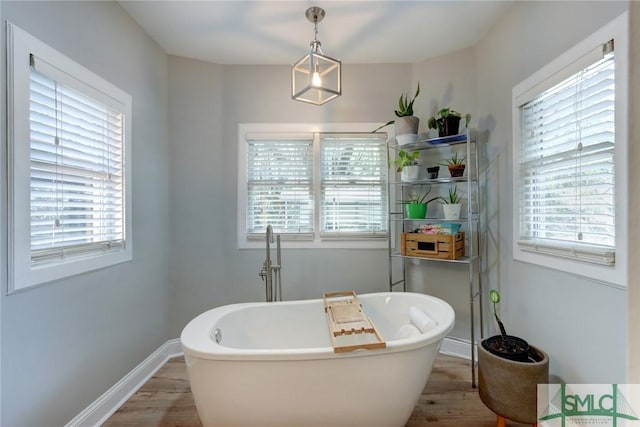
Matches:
[[440, 336, 476, 361], [65, 338, 183, 427]]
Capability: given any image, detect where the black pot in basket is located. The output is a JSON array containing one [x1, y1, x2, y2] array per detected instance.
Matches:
[[482, 335, 531, 362]]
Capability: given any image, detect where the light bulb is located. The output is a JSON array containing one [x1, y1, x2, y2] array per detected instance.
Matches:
[[312, 71, 322, 87]]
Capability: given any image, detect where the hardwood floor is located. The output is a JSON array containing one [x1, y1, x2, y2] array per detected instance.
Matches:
[[104, 354, 530, 426]]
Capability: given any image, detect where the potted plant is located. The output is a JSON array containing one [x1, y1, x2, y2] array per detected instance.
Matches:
[[426, 166, 440, 179], [427, 107, 471, 137], [392, 149, 421, 182], [373, 83, 420, 140], [403, 185, 441, 219], [440, 186, 462, 220], [440, 152, 466, 177], [478, 290, 549, 426]]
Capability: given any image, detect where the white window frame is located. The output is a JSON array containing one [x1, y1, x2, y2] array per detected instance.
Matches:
[[237, 123, 388, 249], [7, 23, 133, 293], [512, 13, 628, 287]]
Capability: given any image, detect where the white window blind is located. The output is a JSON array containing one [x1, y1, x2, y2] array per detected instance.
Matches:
[[29, 59, 126, 263], [246, 134, 314, 235], [320, 133, 387, 236], [244, 130, 387, 241], [517, 42, 615, 265]]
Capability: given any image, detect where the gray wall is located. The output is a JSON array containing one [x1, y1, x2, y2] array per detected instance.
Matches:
[[167, 58, 412, 337], [166, 49, 483, 340], [0, 2, 171, 426], [475, 1, 629, 383]]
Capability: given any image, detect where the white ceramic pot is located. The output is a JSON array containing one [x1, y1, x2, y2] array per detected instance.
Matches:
[[394, 116, 419, 136], [442, 203, 462, 220], [401, 165, 420, 182]]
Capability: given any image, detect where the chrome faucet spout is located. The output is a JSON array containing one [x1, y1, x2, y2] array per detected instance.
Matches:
[[266, 224, 275, 244], [259, 224, 282, 302], [265, 224, 274, 265]]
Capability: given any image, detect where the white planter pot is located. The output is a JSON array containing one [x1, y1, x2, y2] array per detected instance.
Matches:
[[442, 203, 462, 220], [401, 165, 420, 182], [394, 116, 419, 136]]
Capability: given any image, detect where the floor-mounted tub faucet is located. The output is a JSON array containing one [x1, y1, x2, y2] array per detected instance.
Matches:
[[258, 225, 282, 302]]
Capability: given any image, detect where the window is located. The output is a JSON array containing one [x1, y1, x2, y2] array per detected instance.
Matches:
[[247, 134, 314, 235], [512, 13, 628, 286], [8, 23, 132, 292], [319, 134, 387, 236], [238, 124, 387, 248]]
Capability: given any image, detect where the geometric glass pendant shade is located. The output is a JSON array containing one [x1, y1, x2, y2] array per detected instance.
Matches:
[[292, 7, 342, 105]]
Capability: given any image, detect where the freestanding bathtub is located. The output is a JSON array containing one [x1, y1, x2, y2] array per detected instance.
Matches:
[[180, 292, 455, 427]]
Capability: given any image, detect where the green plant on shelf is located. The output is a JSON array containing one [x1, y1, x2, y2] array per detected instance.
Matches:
[[392, 149, 420, 172], [440, 186, 462, 204], [403, 185, 441, 205], [440, 152, 466, 167], [427, 107, 471, 131]]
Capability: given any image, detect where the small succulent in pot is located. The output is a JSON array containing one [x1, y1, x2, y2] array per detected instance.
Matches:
[[440, 152, 466, 177], [441, 186, 462, 204], [440, 186, 463, 219]]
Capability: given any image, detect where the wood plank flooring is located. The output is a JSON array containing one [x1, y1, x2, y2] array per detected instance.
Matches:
[[104, 354, 530, 426]]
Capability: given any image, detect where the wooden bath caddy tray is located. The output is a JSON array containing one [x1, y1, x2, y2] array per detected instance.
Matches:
[[323, 291, 386, 353]]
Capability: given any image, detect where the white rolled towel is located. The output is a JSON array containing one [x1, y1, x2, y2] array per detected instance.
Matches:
[[393, 323, 422, 340], [409, 306, 438, 333]]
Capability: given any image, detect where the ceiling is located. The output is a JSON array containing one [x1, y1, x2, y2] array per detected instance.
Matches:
[[118, 1, 513, 65]]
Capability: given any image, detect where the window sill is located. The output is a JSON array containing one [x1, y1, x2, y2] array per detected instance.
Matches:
[[513, 243, 625, 288], [238, 238, 388, 250]]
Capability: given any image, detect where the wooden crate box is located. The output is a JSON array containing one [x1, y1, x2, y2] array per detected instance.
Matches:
[[401, 232, 465, 260]]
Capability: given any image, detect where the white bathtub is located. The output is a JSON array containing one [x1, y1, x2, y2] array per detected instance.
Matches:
[[180, 292, 455, 427]]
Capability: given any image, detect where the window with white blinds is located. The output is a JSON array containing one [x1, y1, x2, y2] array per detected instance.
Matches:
[[8, 23, 132, 292], [517, 43, 615, 265], [512, 12, 630, 287], [29, 65, 125, 261], [247, 135, 314, 235], [240, 125, 388, 247], [320, 134, 387, 236]]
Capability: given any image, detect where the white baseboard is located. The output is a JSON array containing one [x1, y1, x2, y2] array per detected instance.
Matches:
[[65, 338, 183, 427], [440, 336, 477, 361]]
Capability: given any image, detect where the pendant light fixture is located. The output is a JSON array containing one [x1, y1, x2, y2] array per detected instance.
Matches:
[[291, 6, 342, 105]]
